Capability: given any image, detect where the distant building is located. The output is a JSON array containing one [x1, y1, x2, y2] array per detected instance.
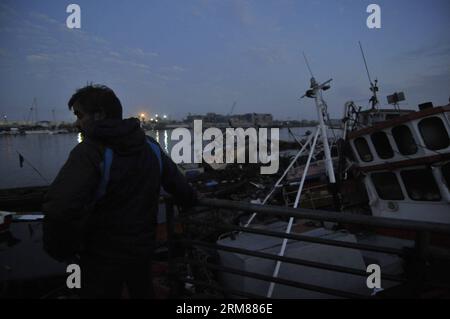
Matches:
[[185, 114, 205, 123], [36, 120, 51, 128], [229, 113, 273, 127], [184, 112, 273, 127], [204, 113, 228, 124]]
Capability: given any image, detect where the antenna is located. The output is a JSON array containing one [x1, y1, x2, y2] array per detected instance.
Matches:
[[359, 41, 373, 85], [302, 52, 314, 78], [358, 41, 379, 109]]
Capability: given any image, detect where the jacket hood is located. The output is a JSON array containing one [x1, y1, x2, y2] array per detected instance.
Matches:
[[82, 118, 146, 155]]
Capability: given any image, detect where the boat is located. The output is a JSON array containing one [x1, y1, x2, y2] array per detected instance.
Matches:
[[341, 102, 450, 225], [202, 49, 450, 298]]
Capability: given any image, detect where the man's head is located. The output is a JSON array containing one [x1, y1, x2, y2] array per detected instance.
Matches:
[[68, 84, 123, 131]]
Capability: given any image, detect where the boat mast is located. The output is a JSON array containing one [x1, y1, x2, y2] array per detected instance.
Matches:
[[311, 77, 336, 184], [302, 53, 336, 184], [245, 56, 338, 226], [265, 55, 338, 298]]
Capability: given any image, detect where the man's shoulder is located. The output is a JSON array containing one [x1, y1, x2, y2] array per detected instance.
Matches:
[[69, 138, 104, 164], [145, 135, 159, 145], [144, 135, 165, 155]]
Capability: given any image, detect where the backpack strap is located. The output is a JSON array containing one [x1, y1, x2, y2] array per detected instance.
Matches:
[[96, 147, 113, 199], [146, 137, 163, 177], [96, 138, 163, 199]]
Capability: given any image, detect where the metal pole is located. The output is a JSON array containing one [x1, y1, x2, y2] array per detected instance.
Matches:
[[314, 88, 336, 184], [293, 128, 320, 208], [267, 127, 320, 298], [198, 198, 450, 234], [244, 130, 317, 227], [288, 127, 304, 148]]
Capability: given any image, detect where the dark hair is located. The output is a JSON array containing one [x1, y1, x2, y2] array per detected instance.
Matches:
[[68, 84, 123, 119]]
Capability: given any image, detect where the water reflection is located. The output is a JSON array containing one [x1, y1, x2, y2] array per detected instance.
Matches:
[[0, 133, 79, 188], [0, 127, 316, 189], [164, 130, 169, 153]]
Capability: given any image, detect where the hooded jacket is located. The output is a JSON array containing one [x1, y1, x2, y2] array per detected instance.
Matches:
[[43, 118, 196, 262]]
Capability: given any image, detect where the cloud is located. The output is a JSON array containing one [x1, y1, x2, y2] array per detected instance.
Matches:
[[169, 65, 186, 72], [0, 4, 161, 80], [127, 47, 159, 58], [28, 12, 59, 25], [244, 46, 286, 65], [103, 56, 151, 71], [26, 54, 52, 63], [403, 41, 450, 59], [155, 65, 186, 83], [398, 70, 450, 108], [109, 51, 121, 58], [409, 70, 450, 90]]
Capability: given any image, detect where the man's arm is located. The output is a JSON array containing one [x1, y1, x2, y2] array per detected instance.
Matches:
[[42, 141, 102, 261], [159, 148, 197, 209]]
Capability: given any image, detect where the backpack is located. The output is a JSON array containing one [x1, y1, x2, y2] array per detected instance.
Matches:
[[96, 137, 163, 199], [44, 137, 164, 262]]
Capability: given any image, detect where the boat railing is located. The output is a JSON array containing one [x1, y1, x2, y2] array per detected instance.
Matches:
[[163, 197, 450, 299]]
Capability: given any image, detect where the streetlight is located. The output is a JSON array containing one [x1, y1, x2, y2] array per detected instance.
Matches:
[[139, 113, 146, 124]]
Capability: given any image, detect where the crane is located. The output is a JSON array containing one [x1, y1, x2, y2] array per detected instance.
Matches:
[[227, 101, 237, 127], [227, 101, 237, 117]]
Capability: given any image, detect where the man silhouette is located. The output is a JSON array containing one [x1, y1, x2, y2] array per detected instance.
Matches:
[[43, 84, 196, 298]]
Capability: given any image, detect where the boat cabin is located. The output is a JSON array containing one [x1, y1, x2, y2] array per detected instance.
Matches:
[[363, 163, 450, 224], [346, 105, 450, 224], [347, 105, 450, 168]]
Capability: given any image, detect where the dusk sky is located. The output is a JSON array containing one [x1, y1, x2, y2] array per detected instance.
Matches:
[[0, 0, 449, 122]]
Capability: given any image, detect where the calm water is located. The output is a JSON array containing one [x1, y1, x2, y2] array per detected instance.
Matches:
[[0, 127, 319, 189]]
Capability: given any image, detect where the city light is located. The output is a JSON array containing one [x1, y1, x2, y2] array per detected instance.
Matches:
[[163, 115, 167, 119]]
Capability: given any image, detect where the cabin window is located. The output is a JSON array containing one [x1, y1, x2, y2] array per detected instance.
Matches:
[[400, 168, 441, 201], [354, 137, 373, 162], [371, 132, 394, 159], [418, 117, 450, 150], [371, 172, 404, 200], [392, 125, 418, 155], [442, 162, 450, 187]]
